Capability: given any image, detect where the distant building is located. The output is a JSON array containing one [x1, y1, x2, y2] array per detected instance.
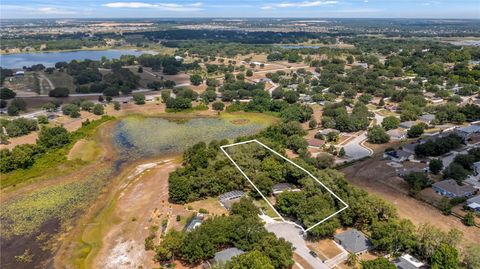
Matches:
[[334, 229, 373, 255], [384, 150, 413, 163], [432, 179, 476, 199], [394, 254, 426, 269], [306, 138, 324, 149], [396, 166, 428, 178], [387, 129, 407, 140], [466, 195, 480, 213], [15, 70, 25, 77], [419, 114, 435, 125], [272, 183, 299, 195], [455, 125, 480, 142], [399, 121, 416, 129], [219, 190, 245, 210]]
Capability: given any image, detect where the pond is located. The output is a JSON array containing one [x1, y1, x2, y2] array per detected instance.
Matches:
[[112, 116, 269, 160], [0, 49, 156, 69]]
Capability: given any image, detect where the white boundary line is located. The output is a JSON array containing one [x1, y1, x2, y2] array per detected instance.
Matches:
[[220, 139, 349, 233]]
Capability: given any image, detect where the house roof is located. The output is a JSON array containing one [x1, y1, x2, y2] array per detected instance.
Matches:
[[185, 214, 204, 232], [387, 129, 406, 138], [456, 125, 480, 134], [334, 229, 372, 254], [307, 138, 324, 148], [419, 114, 435, 122], [395, 254, 425, 269], [213, 248, 244, 264], [432, 179, 476, 197], [272, 183, 293, 193], [467, 195, 480, 206], [219, 190, 245, 202], [400, 121, 416, 128], [386, 150, 412, 159]]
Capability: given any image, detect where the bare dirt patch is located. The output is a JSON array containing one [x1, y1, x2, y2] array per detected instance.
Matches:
[[342, 156, 480, 247], [230, 119, 250, 125]]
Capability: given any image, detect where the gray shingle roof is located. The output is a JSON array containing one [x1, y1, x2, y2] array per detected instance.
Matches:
[[433, 179, 476, 197], [219, 190, 245, 202], [213, 248, 244, 264], [334, 229, 372, 254]]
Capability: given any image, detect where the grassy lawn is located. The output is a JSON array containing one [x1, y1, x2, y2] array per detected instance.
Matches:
[[376, 109, 399, 117], [3, 72, 40, 93], [67, 139, 100, 162], [44, 71, 75, 91], [219, 111, 280, 126], [185, 197, 228, 216], [1, 116, 114, 190], [254, 199, 279, 218]]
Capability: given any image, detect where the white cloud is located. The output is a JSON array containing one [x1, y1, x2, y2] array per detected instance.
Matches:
[[103, 2, 203, 11], [38, 7, 75, 14], [262, 1, 337, 10]]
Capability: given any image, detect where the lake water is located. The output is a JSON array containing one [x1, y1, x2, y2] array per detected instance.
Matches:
[[113, 116, 266, 160], [0, 49, 156, 69]]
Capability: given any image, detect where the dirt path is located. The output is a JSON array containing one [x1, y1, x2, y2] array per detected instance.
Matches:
[[342, 157, 480, 247], [92, 158, 185, 269]]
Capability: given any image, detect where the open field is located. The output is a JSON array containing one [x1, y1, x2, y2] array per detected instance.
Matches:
[[43, 71, 75, 91], [2, 72, 39, 96], [341, 156, 480, 247]]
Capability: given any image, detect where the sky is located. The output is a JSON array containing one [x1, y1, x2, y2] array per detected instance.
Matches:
[[1, 0, 479, 19]]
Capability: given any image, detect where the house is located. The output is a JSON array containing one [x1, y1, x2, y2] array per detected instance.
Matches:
[[402, 143, 418, 154], [384, 150, 413, 163], [174, 55, 183, 61], [419, 114, 435, 125], [387, 129, 407, 140], [396, 166, 428, 178], [394, 254, 426, 269], [464, 176, 480, 190], [455, 125, 480, 142], [334, 229, 373, 255], [353, 62, 369, 69], [432, 179, 476, 199], [399, 121, 416, 129], [466, 195, 480, 212], [307, 138, 324, 149], [317, 128, 338, 136], [219, 190, 245, 210], [213, 248, 244, 264], [185, 214, 204, 232], [272, 183, 300, 195], [15, 70, 25, 77]]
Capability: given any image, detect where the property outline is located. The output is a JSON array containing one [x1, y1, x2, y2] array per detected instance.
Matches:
[[220, 139, 349, 233]]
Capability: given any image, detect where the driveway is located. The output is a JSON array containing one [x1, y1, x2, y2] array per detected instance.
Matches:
[[342, 131, 372, 160], [265, 222, 329, 269]]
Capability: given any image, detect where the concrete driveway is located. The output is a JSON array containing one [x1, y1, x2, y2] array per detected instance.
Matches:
[[265, 222, 329, 269], [343, 131, 371, 160]]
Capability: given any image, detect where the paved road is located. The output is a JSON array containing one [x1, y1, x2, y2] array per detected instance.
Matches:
[[265, 222, 329, 269]]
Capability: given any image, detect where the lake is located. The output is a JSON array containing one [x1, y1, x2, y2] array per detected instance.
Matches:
[[0, 49, 157, 69], [112, 115, 270, 160]]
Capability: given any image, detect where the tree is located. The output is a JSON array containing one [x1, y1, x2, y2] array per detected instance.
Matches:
[[7, 105, 19, 116], [37, 126, 70, 149], [246, 69, 253, 77], [308, 119, 318, 129], [464, 244, 480, 269], [346, 253, 358, 268], [316, 153, 334, 169], [37, 115, 48, 124], [48, 87, 69, 97], [137, 66, 143, 73], [407, 124, 425, 138], [227, 250, 274, 269], [0, 87, 16, 99], [62, 104, 80, 118], [113, 101, 121, 110], [154, 229, 185, 263], [339, 147, 346, 157], [443, 163, 469, 183], [190, 74, 203, 86], [10, 98, 27, 111], [404, 172, 431, 193], [92, 104, 104, 115], [382, 116, 400, 131], [361, 257, 396, 269], [285, 135, 307, 153], [212, 101, 225, 111], [431, 243, 460, 269], [429, 159, 443, 175], [284, 91, 299, 104], [463, 212, 475, 226], [367, 126, 390, 144], [230, 197, 260, 218], [370, 219, 417, 255], [133, 93, 146, 105]]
